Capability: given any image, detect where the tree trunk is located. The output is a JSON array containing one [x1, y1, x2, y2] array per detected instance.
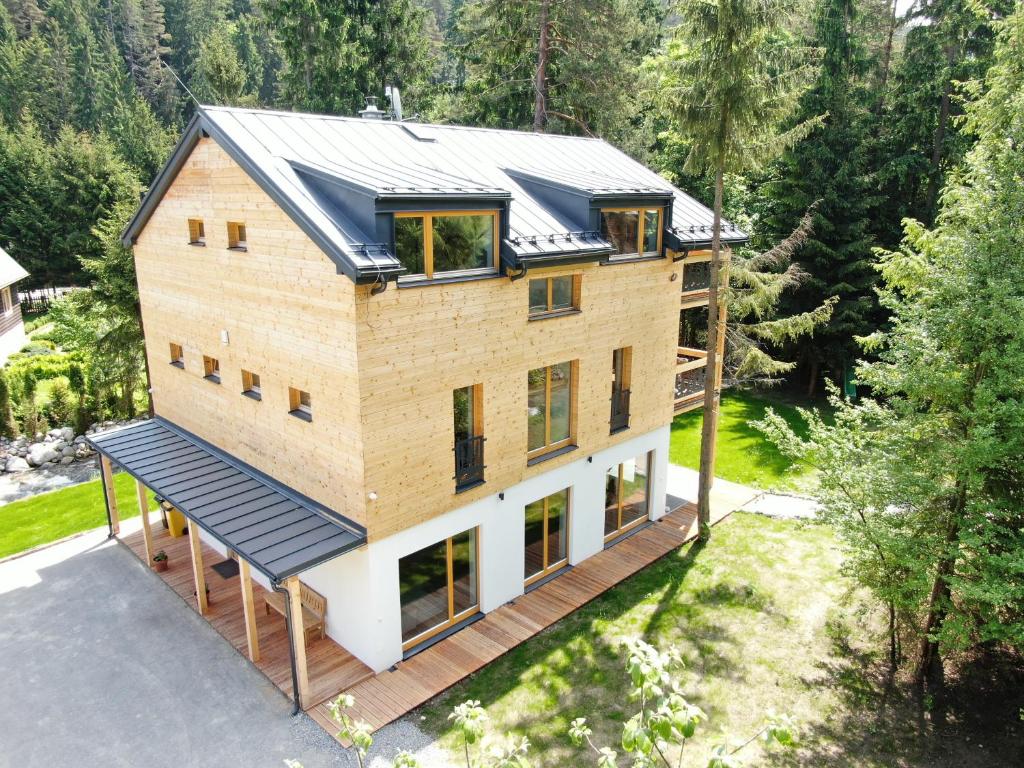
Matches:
[[532, 0, 550, 133], [806, 358, 819, 398], [924, 42, 957, 224], [696, 166, 725, 540], [874, 0, 898, 114], [914, 494, 964, 685]]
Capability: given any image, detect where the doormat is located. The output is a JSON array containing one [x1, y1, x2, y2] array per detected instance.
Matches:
[[212, 559, 240, 579]]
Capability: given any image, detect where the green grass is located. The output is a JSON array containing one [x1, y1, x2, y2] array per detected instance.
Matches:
[[0, 472, 156, 559], [670, 390, 823, 491], [418, 514, 880, 767]]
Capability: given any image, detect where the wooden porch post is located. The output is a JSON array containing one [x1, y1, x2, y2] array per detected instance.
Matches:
[[285, 575, 310, 708], [136, 479, 153, 566], [239, 559, 260, 662], [100, 455, 120, 535], [187, 518, 208, 615]]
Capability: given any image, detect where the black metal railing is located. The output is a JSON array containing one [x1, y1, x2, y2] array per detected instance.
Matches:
[[682, 260, 712, 293], [675, 368, 706, 399], [454, 434, 485, 489], [610, 388, 631, 433]]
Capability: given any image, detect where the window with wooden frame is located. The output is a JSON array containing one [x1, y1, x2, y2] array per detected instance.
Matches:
[[524, 488, 569, 586], [394, 210, 498, 280], [527, 360, 577, 461], [241, 369, 261, 400], [188, 218, 206, 245], [0, 286, 12, 313], [528, 274, 581, 318], [610, 347, 632, 434], [202, 355, 220, 382], [227, 221, 247, 250], [600, 207, 663, 257], [453, 384, 484, 490], [399, 528, 479, 649], [169, 342, 184, 368], [604, 451, 652, 541], [288, 387, 311, 421]]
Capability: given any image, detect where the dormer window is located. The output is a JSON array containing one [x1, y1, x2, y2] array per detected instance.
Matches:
[[601, 208, 663, 257], [227, 221, 247, 251], [394, 211, 498, 280], [188, 218, 205, 245]]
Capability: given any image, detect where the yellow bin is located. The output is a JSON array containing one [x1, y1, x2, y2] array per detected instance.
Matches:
[[164, 503, 188, 538]]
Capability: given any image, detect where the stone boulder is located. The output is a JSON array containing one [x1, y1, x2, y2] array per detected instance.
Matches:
[[5, 455, 29, 472], [27, 443, 60, 467], [60, 446, 76, 458], [60, 427, 74, 442]]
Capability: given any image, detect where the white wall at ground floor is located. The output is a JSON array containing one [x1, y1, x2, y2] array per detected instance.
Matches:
[[303, 425, 670, 673], [0, 323, 26, 365]]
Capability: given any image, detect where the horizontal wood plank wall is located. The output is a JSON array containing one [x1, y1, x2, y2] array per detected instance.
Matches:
[[133, 138, 369, 527], [355, 258, 681, 541]]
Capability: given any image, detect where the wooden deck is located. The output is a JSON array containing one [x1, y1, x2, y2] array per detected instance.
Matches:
[[120, 519, 374, 705], [307, 499, 732, 741]]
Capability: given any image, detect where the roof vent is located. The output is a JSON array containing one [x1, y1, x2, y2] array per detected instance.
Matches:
[[359, 96, 384, 120]]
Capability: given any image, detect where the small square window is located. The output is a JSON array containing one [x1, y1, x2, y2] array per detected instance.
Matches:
[[528, 275, 581, 318], [188, 219, 205, 245], [169, 342, 184, 368], [241, 369, 261, 400], [227, 221, 247, 250], [289, 387, 311, 421], [203, 355, 220, 383]]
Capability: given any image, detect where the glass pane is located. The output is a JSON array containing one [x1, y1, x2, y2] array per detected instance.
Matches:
[[547, 489, 568, 565], [524, 499, 546, 580], [451, 529, 478, 615], [643, 210, 660, 253], [550, 276, 573, 310], [528, 279, 548, 314], [453, 386, 473, 442], [399, 539, 450, 642], [395, 217, 425, 276], [549, 362, 571, 444], [527, 367, 547, 451], [433, 214, 494, 273], [620, 453, 651, 528], [682, 261, 712, 293], [601, 210, 639, 255], [604, 467, 620, 536]]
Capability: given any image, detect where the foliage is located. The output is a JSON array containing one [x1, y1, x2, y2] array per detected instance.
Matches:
[[40, 379, 72, 426], [0, 368, 15, 437], [756, 6, 1024, 675]]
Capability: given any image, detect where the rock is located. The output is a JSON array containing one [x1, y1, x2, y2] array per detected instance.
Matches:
[[59, 456, 74, 465], [60, 427, 74, 442], [5, 456, 29, 472], [73, 435, 86, 445], [47, 428, 61, 438], [60, 446, 75, 458], [27, 443, 60, 467]]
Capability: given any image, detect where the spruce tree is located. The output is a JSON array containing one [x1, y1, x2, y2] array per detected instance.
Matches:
[[759, 0, 878, 395]]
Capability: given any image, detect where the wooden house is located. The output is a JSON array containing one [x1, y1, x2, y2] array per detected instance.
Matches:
[[0, 246, 29, 364], [89, 106, 745, 710]]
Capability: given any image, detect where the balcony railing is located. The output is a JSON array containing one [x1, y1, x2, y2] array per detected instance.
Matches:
[[454, 434, 485, 490], [610, 387, 631, 433], [680, 259, 712, 307], [674, 346, 708, 412]]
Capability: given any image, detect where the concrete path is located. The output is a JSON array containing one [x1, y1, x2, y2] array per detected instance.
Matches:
[[666, 463, 819, 520]]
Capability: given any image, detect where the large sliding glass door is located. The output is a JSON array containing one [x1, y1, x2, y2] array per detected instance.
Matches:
[[399, 528, 479, 649], [604, 452, 652, 541], [524, 489, 569, 586]]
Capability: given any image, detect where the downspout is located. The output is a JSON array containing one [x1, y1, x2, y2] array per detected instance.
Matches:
[[272, 579, 302, 715], [508, 263, 529, 282], [99, 453, 114, 539]]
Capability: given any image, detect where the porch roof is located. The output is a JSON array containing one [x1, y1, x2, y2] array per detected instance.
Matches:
[[88, 418, 366, 581]]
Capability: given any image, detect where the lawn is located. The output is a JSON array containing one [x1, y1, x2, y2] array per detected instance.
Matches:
[[0, 472, 156, 559], [670, 390, 822, 492], [416, 514, 1020, 768]]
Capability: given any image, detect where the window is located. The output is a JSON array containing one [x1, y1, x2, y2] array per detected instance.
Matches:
[[188, 218, 205, 245], [227, 221, 247, 250], [453, 384, 484, 490], [610, 347, 632, 433], [682, 258, 712, 293], [605, 452, 652, 540], [202, 355, 220, 383], [528, 274, 581, 318], [0, 286, 11, 313], [289, 387, 311, 421], [524, 488, 569, 586], [394, 211, 497, 280], [399, 528, 478, 648], [241, 370, 261, 400], [527, 361, 576, 460], [169, 342, 184, 368], [600, 207, 663, 257]]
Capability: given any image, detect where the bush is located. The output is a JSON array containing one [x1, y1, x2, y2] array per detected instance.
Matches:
[[41, 382, 73, 427]]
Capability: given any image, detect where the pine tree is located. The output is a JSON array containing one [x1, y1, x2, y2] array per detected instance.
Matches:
[[192, 21, 256, 106], [758, 0, 878, 395]]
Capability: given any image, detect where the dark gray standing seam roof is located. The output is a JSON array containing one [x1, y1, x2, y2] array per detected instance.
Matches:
[[88, 418, 366, 582]]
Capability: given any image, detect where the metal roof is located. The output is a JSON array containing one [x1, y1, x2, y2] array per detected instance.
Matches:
[[0, 246, 29, 288], [122, 106, 747, 282], [88, 418, 366, 582]]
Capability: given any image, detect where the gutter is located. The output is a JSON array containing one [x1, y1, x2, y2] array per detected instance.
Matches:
[[272, 579, 303, 715]]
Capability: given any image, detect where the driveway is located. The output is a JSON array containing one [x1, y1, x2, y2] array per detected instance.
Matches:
[[0, 526, 442, 768]]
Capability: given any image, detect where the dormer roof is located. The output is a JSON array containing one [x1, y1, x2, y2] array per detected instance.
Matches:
[[122, 106, 747, 284], [0, 245, 29, 288]]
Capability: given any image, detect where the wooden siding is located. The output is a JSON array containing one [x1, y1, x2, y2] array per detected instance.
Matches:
[[0, 303, 23, 336], [132, 138, 369, 527], [355, 258, 681, 540]]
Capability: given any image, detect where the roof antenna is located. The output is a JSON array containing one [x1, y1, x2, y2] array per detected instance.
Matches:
[[385, 85, 403, 122], [162, 60, 200, 107]]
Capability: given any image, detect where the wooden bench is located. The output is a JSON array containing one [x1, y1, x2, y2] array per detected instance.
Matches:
[[264, 582, 327, 644]]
